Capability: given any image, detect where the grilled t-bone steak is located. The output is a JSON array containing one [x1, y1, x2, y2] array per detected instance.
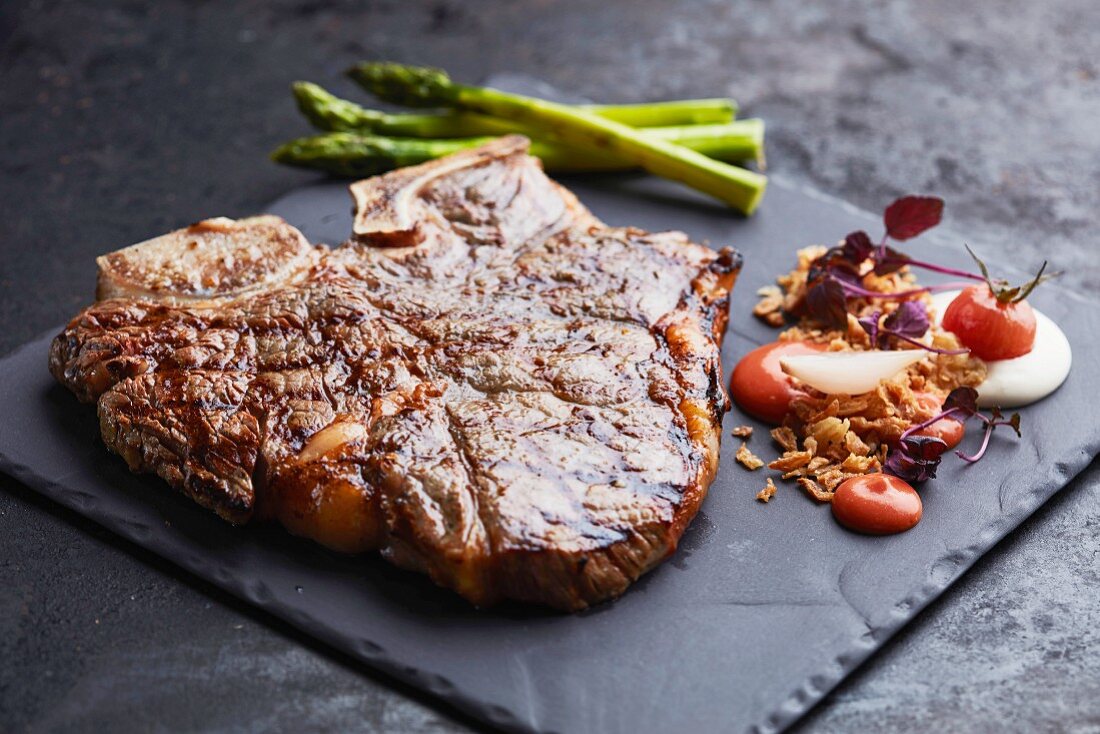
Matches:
[[50, 136, 741, 610]]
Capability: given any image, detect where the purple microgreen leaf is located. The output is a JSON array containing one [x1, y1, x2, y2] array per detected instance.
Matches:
[[865, 301, 965, 355], [884, 449, 940, 483], [857, 310, 882, 348], [882, 301, 930, 340], [805, 276, 850, 331], [811, 247, 862, 284], [943, 387, 979, 416], [843, 230, 875, 262], [884, 196, 944, 241], [900, 434, 949, 461], [872, 245, 911, 276], [830, 265, 863, 286]]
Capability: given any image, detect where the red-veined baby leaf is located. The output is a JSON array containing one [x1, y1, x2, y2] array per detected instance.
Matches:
[[872, 245, 911, 275], [943, 386, 979, 416], [884, 196, 944, 240], [805, 276, 849, 330], [842, 230, 874, 262]]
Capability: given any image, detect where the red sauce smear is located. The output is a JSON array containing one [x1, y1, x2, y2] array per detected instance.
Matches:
[[730, 340, 825, 424], [832, 474, 922, 535]]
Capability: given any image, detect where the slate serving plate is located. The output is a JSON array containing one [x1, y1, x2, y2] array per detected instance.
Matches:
[[1, 170, 1098, 733]]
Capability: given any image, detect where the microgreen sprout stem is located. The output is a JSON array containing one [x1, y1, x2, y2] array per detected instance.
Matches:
[[885, 387, 1022, 482], [837, 280, 974, 302]]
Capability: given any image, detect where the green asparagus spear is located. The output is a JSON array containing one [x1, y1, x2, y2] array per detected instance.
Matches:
[[347, 63, 766, 213], [648, 120, 766, 169], [272, 134, 481, 177], [293, 82, 736, 137], [293, 82, 512, 136], [272, 121, 765, 176], [590, 99, 737, 126]]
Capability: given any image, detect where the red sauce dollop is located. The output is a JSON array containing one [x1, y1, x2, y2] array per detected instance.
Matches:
[[910, 391, 965, 452], [730, 340, 825, 425], [832, 474, 922, 535]]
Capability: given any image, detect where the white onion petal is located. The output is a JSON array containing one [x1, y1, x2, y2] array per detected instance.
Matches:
[[779, 350, 928, 396]]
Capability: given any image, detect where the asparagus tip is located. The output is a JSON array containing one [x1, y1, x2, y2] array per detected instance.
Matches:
[[348, 61, 456, 108]]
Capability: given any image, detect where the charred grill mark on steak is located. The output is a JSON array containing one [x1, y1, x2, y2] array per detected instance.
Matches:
[[49, 136, 741, 610]]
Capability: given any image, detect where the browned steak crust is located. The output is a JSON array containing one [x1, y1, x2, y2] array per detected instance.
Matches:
[[49, 136, 741, 610]]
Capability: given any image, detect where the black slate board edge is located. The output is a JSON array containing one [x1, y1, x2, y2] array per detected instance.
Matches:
[[3, 173, 1097, 734]]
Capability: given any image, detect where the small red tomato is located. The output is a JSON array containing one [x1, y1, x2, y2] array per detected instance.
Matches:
[[941, 284, 1037, 361], [910, 391, 965, 452], [730, 341, 825, 425], [832, 474, 922, 535]]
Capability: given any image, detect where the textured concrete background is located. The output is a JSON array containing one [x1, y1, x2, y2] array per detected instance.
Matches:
[[1, 1, 1098, 731]]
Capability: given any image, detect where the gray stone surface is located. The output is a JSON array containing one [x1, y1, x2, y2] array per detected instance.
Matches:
[[1, 1, 1097, 731]]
